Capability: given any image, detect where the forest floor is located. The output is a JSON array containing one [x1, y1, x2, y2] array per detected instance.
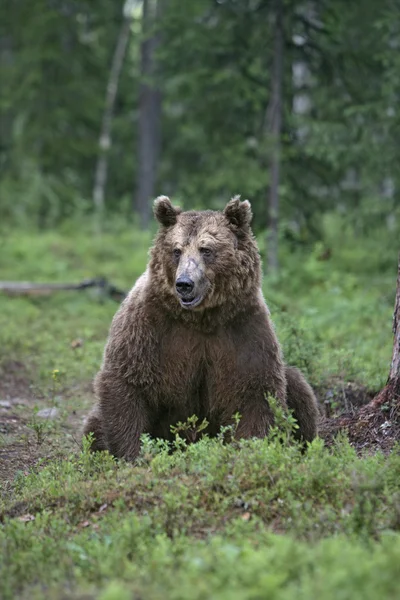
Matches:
[[1, 356, 396, 487], [0, 222, 399, 599]]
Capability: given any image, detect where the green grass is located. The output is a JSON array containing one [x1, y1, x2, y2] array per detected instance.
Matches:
[[0, 216, 398, 599], [0, 222, 151, 383], [1, 435, 400, 599]]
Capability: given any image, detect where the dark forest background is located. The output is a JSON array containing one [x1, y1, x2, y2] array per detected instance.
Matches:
[[1, 0, 399, 267]]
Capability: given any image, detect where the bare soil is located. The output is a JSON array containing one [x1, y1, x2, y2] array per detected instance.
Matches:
[[319, 380, 400, 454], [0, 360, 89, 488]]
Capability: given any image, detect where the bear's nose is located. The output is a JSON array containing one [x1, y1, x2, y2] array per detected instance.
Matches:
[[176, 276, 194, 296]]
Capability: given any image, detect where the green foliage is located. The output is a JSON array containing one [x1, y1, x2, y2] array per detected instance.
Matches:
[[1, 435, 400, 599], [267, 393, 300, 443], [0, 0, 136, 224], [170, 414, 210, 443], [260, 211, 395, 392], [26, 407, 55, 446], [1, 0, 399, 235]]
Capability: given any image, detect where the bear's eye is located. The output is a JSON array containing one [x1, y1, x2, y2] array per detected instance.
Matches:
[[173, 248, 182, 259], [200, 247, 212, 257]]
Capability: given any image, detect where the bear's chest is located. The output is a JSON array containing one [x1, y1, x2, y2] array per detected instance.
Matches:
[[160, 326, 205, 384], [158, 324, 243, 406]]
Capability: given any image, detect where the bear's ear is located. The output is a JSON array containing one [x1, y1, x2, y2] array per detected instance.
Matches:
[[153, 196, 181, 227], [223, 195, 253, 229]]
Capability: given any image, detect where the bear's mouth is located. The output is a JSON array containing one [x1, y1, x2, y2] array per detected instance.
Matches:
[[179, 295, 203, 309]]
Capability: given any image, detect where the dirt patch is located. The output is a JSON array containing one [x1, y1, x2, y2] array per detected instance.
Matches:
[[0, 360, 36, 484], [319, 383, 400, 454], [0, 359, 35, 402], [0, 360, 90, 488], [315, 379, 375, 418]]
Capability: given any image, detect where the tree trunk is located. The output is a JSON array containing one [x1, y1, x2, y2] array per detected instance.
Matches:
[[135, 0, 162, 229], [93, 5, 133, 215], [319, 254, 400, 451], [351, 253, 400, 433], [373, 253, 400, 407], [389, 253, 400, 381], [0, 35, 13, 160], [266, 0, 284, 273], [364, 253, 400, 410]]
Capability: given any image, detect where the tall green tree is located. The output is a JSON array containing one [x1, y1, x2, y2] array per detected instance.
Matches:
[[0, 0, 135, 224]]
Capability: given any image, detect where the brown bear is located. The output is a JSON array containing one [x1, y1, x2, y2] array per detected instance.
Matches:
[[83, 195, 319, 460]]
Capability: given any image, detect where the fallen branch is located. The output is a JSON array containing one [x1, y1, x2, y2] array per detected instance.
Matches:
[[0, 278, 126, 302]]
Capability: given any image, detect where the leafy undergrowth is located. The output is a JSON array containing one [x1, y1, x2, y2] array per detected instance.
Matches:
[[1, 434, 400, 599]]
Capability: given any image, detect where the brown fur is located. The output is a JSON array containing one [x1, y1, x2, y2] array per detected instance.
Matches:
[[83, 196, 319, 460]]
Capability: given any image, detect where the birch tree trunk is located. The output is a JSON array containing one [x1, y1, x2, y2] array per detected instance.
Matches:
[[93, 4, 133, 214], [266, 0, 284, 273], [364, 253, 400, 410], [135, 0, 162, 229], [388, 254, 400, 385]]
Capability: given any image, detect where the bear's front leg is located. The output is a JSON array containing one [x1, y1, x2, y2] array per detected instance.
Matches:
[[215, 310, 288, 440], [90, 368, 152, 461], [82, 407, 106, 452], [232, 376, 287, 439], [213, 359, 288, 440], [233, 394, 276, 439]]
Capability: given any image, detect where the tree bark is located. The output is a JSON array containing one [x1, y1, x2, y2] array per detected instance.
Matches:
[[135, 0, 162, 229], [367, 253, 400, 410], [266, 0, 284, 273], [369, 252, 400, 410], [389, 253, 400, 382], [93, 5, 133, 215], [351, 254, 400, 433]]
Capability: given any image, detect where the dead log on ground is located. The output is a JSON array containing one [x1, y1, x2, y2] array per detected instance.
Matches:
[[0, 278, 126, 302]]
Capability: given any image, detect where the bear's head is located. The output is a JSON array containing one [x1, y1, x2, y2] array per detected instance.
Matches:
[[151, 196, 261, 314]]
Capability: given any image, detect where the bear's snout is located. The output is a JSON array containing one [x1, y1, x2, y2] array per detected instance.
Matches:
[[175, 267, 208, 309], [176, 276, 195, 297]]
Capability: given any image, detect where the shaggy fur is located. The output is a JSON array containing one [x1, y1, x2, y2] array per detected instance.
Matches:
[[83, 196, 319, 460]]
